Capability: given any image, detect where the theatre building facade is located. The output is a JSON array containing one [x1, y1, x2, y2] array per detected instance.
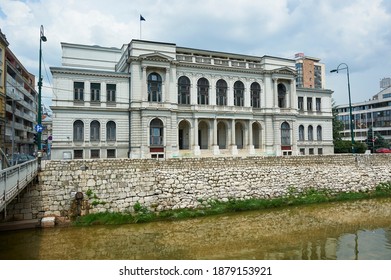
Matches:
[[50, 40, 334, 160]]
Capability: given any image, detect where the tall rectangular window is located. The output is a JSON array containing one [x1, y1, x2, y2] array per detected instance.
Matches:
[[314, 65, 322, 89], [106, 121, 116, 141], [91, 83, 101, 102], [90, 121, 100, 142], [298, 97, 304, 111], [307, 97, 313, 111], [316, 98, 321, 111], [74, 82, 84, 101], [107, 84, 116, 102], [296, 63, 303, 88]]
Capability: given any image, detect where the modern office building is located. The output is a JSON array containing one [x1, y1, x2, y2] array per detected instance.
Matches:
[[50, 40, 334, 160], [336, 77, 391, 144]]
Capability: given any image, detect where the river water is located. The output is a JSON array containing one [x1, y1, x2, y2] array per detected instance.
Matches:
[[1, 198, 391, 260]]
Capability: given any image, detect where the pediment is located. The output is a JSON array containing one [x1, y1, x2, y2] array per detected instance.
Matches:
[[274, 66, 296, 75], [140, 52, 173, 61]]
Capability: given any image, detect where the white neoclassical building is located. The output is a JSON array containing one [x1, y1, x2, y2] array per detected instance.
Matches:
[[50, 40, 333, 160]]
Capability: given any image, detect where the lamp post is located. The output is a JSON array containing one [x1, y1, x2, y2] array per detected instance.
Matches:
[[37, 25, 47, 155], [330, 63, 355, 153]]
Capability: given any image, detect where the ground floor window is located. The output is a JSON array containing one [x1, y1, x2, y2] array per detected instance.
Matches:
[[300, 148, 305, 155], [107, 149, 116, 158], [151, 154, 164, 159], [318, 148, 323, 155], [74, 150, 83, 159], [309, 148, 314, 155], [91, 149, 100, 158]]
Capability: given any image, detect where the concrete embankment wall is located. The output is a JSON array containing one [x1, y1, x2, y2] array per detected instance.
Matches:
[[4, 154, 391, 220]]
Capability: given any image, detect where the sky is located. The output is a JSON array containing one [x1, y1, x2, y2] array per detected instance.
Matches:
[[1, 0, 391, 107]]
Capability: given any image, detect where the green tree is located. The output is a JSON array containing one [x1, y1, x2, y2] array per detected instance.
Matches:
[[332, 100, 344, 143], [365, 127, 389, 152]]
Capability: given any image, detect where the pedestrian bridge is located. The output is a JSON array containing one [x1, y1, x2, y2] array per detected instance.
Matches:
[[0, 160, 38, 216]]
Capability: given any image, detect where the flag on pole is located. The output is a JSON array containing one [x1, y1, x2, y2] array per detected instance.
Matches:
[[140, 14, 146, 21]]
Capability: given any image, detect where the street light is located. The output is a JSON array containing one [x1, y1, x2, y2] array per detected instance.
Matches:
[[37, 25, 47, 156], [330, 63, 355, 153]]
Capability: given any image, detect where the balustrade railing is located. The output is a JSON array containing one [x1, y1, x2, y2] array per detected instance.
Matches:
[[0, 159, 38, 213]]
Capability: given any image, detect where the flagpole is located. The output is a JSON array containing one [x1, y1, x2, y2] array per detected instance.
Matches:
[[139, 15, 145, 40]]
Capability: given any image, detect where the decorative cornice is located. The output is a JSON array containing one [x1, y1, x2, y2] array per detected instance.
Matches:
[[50, 67, 130, 78]]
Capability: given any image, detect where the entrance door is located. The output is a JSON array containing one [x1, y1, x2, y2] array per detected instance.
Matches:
[[179, 129, 183, 149]]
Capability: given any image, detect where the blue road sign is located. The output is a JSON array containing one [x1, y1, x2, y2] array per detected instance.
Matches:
[[35, 124, 43, 133]]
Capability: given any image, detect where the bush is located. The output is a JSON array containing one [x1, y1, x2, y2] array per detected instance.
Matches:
[[334, 140, 367, 153]]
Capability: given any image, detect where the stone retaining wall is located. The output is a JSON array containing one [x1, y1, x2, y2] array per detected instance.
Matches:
[[4, 154, 391, 220]]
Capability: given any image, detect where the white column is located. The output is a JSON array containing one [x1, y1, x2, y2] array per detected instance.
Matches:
[[193, 118, 200, 156], [290, 79, 296, 109], [231, 119, 238, 155], [164, 67, 170, 102], [245, 81, 251, 107], [191, 75, 197, 105], [275, 121, 282, 156], [210, 76, 216, 106], [248, 121, 255, 155], [227, 77, 234, 106], [212, 118, 219, 155], [142, 66, 147, 102], [273, 78, 278, 108]]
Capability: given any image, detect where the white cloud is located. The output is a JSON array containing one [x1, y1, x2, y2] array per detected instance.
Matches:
[[1, 0, 391, 105]]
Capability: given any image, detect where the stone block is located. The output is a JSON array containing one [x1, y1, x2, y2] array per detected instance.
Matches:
[[41, 217, 56, 228]]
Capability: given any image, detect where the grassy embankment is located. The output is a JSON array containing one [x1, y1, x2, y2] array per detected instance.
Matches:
[[73, 182, 391, 226]]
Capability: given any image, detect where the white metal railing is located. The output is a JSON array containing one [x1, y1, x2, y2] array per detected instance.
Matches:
[[0, 159, 38, 213]]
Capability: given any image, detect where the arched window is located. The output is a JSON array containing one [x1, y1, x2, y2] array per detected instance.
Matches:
[[106, 121, 116, 141], [317, 125, 322, 141], [73, 120, 84, 141], [197, 78, 209, 105], [251, 82, 261, 108], [148, 72, 162, 102], [278, 83, 287, 108], [308, 125, 314, 141], [299, 125, 304, 141], [178, 76, 190, 104], [234, 81, 244, 106], [216, 79, 227, 106], [150, 118, 164, 146], [281, 122, 291, 145], [90, 120, 100, 142]]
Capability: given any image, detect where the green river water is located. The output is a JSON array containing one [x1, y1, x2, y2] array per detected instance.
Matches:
[[1, 197, 391, 260]]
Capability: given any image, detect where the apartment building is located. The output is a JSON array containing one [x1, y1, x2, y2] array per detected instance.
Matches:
[[0, 30, 9, 162], [50, 40, 334, 160], [4, 48, 38, 156]]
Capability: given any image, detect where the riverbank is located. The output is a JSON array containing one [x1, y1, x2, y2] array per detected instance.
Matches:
[[0, 219, 41, 231], [4, 155, 391, 225], [73, 181, 391, 226]]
